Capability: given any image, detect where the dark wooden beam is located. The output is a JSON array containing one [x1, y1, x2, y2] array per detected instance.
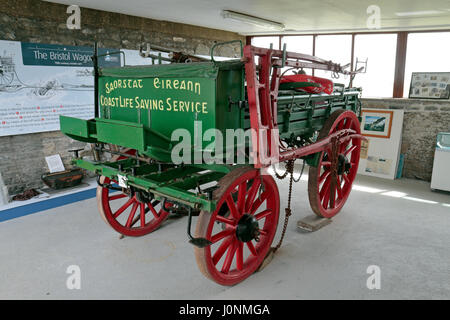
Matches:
[[393, 32, 408, 98]]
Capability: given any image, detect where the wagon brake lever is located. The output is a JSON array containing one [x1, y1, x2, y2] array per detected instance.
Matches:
[[187, 207, 212, 248]]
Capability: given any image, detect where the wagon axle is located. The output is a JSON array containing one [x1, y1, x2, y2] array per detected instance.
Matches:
[[337, 154, 352, 175], [135, 190, 152, 204]]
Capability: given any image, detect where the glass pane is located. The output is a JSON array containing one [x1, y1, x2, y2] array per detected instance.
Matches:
[[314, 35, 352, 81], [281, 36, 313, 55], [404, 32, 450, 98], [251, 36, 280, 50], [352, 34, 397, 98]]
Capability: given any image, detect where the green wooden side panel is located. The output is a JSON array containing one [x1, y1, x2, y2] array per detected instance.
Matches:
[[94, 60, 245, 161], [96, 118, 146, 151], [59, 116, 97, 143]]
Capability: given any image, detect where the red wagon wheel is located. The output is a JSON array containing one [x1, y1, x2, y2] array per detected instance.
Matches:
[[194, 166, 280, 286], [96, 149, 170, 237], [308, 110, 361, 219]]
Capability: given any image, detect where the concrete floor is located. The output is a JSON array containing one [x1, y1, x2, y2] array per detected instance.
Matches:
[[0, 174, 449, 299]]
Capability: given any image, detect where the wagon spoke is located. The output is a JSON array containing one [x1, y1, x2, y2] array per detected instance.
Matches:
[[320, 176, 331, 198], [147, 202, 159, 219], [109, 193, 127, 201], [212, 236, 234, 266], [254, 209, 272, 221], [129, 208, 143, 228], [237, 181, 247, 214], [245, 178, 261, 213], [340, 140, 351, 154], [344, 144, 357, 156], [321, 161, 331, 167], [140, 203, 146, 227], [113, 197, 134, 219], [342, 173, 350, 185], [336, 176, 343, 199], [129, 216, 139, 228], [125, 203, 139, 228], [221, 240, 238, 274], [210, 228, 235, 244], [236, 241, 244, 271], [247, 240, 257, 256], [215, 215, 236, 226], [249, 192, 268, 215], [322, 186, 331, 209], [319, 170, 331, 185], [226, 195, 240, 219], [259, 229, 268, 236]]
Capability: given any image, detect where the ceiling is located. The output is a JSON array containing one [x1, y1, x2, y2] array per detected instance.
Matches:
[[45, 0, 450, 35]]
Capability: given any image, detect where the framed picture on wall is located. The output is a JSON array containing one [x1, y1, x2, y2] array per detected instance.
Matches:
[[360, 109, 394, 139], [408, 72, 450, 100]]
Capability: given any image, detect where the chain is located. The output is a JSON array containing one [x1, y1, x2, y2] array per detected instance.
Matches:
[[272, 160, 295, 253], [272, 161, 291, 180]]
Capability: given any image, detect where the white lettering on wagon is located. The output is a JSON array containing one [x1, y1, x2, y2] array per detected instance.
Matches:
[[153, 77, 201, 95], [99, 95, 209, 114], [101, 78, 207, 113], [104, 79, 143, 94]]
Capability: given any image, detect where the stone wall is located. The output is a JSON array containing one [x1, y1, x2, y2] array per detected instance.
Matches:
[[361, 98, 450, 181], [0, 0, 244, 195]]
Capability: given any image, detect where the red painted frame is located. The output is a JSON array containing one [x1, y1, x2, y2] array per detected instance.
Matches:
[[243, 45, 366, 168]]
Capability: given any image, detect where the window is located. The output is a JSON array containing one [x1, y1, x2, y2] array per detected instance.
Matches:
[[250, 31, 450, 99], [352, 34, 397, 98], [251, 36, 280, 49], [281, 36, 313, 55], [314, 35, 352, 81], [404, 32, 450, 97]]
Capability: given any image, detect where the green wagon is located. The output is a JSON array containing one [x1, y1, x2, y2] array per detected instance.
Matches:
[[60, 42, 365, 285]]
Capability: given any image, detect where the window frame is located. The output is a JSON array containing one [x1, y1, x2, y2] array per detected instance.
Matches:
[[248, 29, 450, 98]]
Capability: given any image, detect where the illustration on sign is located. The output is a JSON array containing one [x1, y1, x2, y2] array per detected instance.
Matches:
[[0, 40, 122, 137]]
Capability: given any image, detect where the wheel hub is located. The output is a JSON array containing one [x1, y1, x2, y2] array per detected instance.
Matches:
[[236, 214, 260, 242], [337, 154, 351, 175]]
